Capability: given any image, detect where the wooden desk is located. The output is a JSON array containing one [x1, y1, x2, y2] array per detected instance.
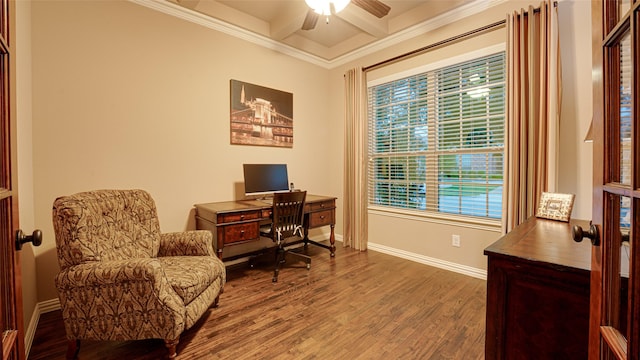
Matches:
[[484, 217, 592, 360], [194, 194, 336, 260]]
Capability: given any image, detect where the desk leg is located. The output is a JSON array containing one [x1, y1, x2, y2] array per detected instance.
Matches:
[[303, 224, 336, 257], [329, 224, 336, 257]]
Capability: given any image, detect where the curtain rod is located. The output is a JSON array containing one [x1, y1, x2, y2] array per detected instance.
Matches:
[[363, 1, 557, 73], [363, 19, 506, 72]]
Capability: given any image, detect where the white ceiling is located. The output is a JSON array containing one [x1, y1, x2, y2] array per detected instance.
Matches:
[[133, 0, 501, 68]]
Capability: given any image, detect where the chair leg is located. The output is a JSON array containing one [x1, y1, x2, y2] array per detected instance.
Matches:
[[273, 247, 285, 282], [211, 294, 221, 308], [165, 337, 179, 359], [288, 250, 311, 270], [66, 339, 80, 360]]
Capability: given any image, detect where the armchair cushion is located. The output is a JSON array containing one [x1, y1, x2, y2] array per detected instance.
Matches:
[[158, 256, 225, 305]]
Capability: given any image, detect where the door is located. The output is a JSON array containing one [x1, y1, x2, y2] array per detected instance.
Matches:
[[590, 0, 640, 358], [0, 0, 22, 359]]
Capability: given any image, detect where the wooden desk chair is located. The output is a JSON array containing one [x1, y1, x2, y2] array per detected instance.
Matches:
[[260, 191, 310, 282]]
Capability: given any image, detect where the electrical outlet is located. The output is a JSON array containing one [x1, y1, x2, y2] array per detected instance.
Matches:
[[452, 234, 461, 247]]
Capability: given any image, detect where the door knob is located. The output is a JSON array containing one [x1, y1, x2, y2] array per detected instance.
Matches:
[[572, 224, 599, 246], [15, 229, 43, 250]]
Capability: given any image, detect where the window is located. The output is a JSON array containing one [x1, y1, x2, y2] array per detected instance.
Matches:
[[367, 50, 505, 220]]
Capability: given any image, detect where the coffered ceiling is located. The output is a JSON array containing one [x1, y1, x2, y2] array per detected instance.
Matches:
[[133, 0, 499, 68]]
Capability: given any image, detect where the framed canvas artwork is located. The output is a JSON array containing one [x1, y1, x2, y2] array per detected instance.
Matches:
[[229, 79, 293, 148]]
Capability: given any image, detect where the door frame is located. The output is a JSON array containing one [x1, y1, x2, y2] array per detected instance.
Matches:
[[0, 0, 24, 359], [590, 0, 640, 358]]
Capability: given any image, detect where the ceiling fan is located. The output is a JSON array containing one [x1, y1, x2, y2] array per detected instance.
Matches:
[[302, 0, 391, 30]]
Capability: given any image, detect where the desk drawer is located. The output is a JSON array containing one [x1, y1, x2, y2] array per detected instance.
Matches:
[[308, 209, 334, 228], [220, 210, 261, 223], [223, 222, 260, 244], [307, 200, 335, 212]]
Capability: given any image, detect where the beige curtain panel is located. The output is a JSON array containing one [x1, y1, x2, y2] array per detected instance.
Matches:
[[503, 0, 562, 233], [343, 67, 368, 251]]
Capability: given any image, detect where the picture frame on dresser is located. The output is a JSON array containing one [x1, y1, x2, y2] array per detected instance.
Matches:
[[536, 192, 575, 222]]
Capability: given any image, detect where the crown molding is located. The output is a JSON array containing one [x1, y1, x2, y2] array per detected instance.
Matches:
[[130, 0, 507, 70], [330, 0, 508, 68], [130, 0, 333, 68]]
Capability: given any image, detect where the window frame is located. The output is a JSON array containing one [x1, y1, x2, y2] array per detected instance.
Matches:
[[366, 44, 506, 228]]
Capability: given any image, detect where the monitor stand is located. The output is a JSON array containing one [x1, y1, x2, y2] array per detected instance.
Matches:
[[244, 195, 273, 204]]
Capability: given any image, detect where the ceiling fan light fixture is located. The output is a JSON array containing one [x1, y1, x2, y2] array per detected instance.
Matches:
[[305, 0, 351, 16]]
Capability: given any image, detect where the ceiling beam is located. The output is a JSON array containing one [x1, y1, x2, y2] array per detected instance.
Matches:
[[336, 6, 388, 38], [351, 0, 390, 18], [171, 0, 200, 10], [193, 0, 270, 36], [270, 7, 309, 40]]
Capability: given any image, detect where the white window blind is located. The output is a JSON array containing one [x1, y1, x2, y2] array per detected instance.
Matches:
[[367, 52, 505, 219]]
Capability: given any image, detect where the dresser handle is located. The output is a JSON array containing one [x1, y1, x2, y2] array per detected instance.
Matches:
[[320, 215, 325, 220], [240, 215, 245, 220], [240, 230, 245, 238]]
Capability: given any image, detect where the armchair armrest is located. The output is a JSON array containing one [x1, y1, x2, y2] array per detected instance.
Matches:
[[158, 230, 214, 257], [56, 258, 167, 286]]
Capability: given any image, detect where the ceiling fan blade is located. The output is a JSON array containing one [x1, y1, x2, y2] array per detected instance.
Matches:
[[351, 0, 391, 18], [302, 9, 319, 30]]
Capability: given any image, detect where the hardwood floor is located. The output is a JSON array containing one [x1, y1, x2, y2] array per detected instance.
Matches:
[[28, 244, 486, 359]]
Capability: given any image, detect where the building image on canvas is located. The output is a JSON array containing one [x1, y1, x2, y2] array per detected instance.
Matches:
[[230, 79, 293, 148]]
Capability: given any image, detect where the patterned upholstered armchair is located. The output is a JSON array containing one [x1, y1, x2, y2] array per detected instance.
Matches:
[[52, 189, 226, 359]]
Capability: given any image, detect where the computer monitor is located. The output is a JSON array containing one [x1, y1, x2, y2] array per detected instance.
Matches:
[[243, 164, 290, 198]]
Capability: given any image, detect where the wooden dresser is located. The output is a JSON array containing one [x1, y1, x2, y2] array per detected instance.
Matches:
[[484, 216, 592, 359]]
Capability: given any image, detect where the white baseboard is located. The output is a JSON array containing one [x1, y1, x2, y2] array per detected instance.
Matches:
[[38, 298, 61, 313], [24, 303, 39, 359], [24, 298, 61, 358], [367, 242, 487, 280]]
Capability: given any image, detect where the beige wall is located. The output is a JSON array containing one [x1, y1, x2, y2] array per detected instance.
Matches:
[[557, 0, 593, 220], [30, 0, 339, 302], [21, 0, 593, 310]]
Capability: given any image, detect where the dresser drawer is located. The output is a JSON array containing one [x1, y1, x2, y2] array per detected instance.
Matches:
[[308, 209, 334, 228], [223, 222, 260, 244], [220, 210, 261, 223]]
